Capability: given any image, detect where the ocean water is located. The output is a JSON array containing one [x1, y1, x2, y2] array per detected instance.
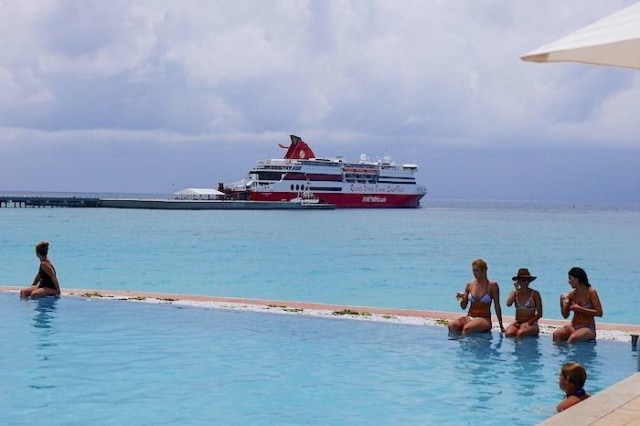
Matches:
[[1, 200, 639, 324], [2, 200, 639, 425], [0, 293, 636, 425]]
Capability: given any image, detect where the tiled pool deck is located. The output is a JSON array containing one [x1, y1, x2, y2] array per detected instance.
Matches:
[[3, 286, 639, 425]]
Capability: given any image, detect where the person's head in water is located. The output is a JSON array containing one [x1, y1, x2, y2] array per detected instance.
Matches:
[[560, 362, 587, 394]]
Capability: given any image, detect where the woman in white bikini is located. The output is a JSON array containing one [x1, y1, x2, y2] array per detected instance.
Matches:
[[448, 259, 505, 335], [552, 267, 603, 343], [505, 268, 543, 338]]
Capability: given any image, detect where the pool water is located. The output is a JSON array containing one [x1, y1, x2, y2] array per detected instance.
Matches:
[[1, 292, 636, 425]]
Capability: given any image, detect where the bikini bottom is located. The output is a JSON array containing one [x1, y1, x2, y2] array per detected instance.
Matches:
[[574, 324, 596, 337]]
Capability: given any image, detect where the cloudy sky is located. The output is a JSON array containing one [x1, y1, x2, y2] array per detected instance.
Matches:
[[1, 0, 638, 202]]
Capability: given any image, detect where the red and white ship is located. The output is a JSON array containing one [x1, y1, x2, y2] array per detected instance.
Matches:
[[223, 135, 427, 208]]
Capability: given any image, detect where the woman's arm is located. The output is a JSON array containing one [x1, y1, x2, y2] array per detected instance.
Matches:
[[590, 289, 603, 317], [527, 290, 543, 325], [571, 289, 603, 317], [560, 292, 572, 319], [458, 283, 470, 310], [491, 282, 504, 331], [31, 271, 41, 287], [51, 272, 60, 293]]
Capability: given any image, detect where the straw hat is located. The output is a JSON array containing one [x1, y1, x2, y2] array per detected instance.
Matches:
[[512, 268, 537, 282]]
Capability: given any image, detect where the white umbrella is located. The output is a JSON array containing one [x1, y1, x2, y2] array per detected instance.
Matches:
[[521, 2, 640, 70]]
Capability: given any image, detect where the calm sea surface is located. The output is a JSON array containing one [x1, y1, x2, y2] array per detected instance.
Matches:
[[2, 200, 639, 325]]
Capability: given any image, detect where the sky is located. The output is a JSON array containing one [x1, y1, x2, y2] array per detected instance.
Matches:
[[1, 0, 639, 203]]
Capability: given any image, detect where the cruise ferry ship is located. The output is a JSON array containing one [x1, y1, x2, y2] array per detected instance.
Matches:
[[223, 135, 427, 208]]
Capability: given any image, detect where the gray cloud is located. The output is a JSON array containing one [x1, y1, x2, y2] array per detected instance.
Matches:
[[0, 0, 638, 201]]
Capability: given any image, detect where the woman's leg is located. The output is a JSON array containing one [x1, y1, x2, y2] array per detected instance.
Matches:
[[516, 322, 539, 338], [462, 317, 492, 334], [568, 327, 596, 343], [505, 322, 520, 337], [29, 287, 59, 298], [20, 286, 37, 298], [552, 325, 574, 342], [448, 317, 468, 333]]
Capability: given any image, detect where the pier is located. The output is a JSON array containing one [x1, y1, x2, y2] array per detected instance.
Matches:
[[0, 194, 335, 210], [0, 195, 101, 208]]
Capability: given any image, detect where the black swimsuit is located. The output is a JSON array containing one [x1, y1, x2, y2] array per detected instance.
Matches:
[[38, 264, 57, 290]]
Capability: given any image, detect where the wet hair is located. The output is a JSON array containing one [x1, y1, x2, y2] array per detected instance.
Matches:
[[472, 259, 488, 271], [568, 267, 590, 287], [561, 362, 587, 390], [35, 241, 49, 257]]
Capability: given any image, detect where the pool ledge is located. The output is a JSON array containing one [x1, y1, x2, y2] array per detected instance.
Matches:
[[539, 372, 640, 425], [2, 286, 639, 342]]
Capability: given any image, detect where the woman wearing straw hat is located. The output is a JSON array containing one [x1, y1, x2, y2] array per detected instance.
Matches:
[[505, 268, 543, 338]]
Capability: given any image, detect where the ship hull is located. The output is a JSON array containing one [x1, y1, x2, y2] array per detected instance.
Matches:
[[99, 198, 335, 210], [249, 191, 424, 208]]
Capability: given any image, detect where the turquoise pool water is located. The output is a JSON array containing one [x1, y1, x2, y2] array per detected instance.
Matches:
[[1, 292, 636, 425]]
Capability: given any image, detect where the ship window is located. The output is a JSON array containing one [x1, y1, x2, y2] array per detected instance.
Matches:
[[257, 172, 282, 181], [290, 184, 294, 190]]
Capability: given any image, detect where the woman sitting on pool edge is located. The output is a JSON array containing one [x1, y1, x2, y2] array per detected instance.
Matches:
[[505, 268, 543, 338], [552, 267, 602, 343], [448, 258, 505, 335], [19, 241, 61, 299]]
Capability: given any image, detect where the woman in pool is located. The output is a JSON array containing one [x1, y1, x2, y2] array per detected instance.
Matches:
[[552, 267, 602, 343], [505, 268, 543, 338], [557, 362, 590, 412], [19, 241, 61, 299], [448, 258, 505, 335]]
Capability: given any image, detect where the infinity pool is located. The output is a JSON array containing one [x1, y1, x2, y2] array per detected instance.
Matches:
[[1, 292, 636, 425]]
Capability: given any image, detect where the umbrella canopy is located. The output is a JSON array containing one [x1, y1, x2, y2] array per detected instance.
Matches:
[[521, 2, 640, 70]]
